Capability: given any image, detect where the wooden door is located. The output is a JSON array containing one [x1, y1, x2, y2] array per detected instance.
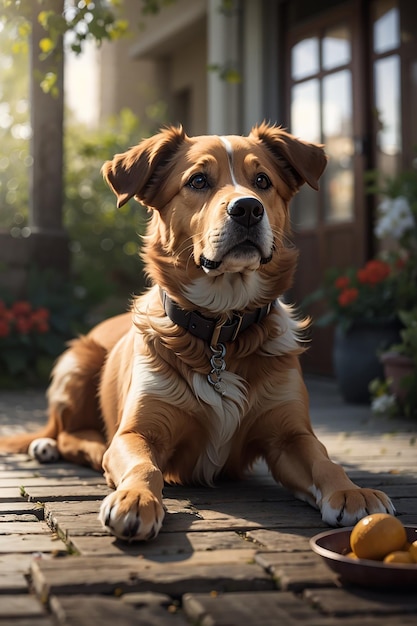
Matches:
[[286, 3, 370, 374]]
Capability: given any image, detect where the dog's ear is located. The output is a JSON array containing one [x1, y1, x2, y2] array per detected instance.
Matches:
[[102, 126, 186, 208], [250, 123, 327, 191]]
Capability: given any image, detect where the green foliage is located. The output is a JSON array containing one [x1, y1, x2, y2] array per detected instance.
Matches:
[[395, 309, 417, 364], [64, 108, 151, 312], [0, 20, 31, 229], [1, 106, 154, 315]]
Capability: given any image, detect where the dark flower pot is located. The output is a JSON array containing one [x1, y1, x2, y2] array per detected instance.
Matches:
[[333, 322, 401, 404], [380, 352, 415, 404]]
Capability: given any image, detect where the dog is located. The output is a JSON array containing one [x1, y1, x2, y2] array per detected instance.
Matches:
[[0, 124, 395, 541]]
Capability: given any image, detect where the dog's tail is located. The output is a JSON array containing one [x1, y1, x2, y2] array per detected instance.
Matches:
[[0, 424, 58, 454]]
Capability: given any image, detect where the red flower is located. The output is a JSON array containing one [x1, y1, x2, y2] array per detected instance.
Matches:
[[338, 287, 359, 307], [357, 260, 391, 285], [15, 316, 33, 335], [334, 276, 350, 290], [28, 308, 50, 333], [33, 319, 49, 334], [33, 307, 50, 321], [12, 301, 32, 316]]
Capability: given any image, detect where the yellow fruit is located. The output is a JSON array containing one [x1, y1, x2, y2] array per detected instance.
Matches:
[[383, 551, 414, 564], [345, 551, 358, 559], [408, 540, 417, 563], [350, 513, 407, 560]]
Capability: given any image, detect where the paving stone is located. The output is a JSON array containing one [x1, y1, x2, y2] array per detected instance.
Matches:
[[69, 530, 252, 557], [0, 522, 51, 535], [0, 534, 67, 555], [0, 476, 106, 488], [255, 551, 337, 591], [304, 588, 417, 617], [18, 484, 111, 503], [0, 554, 32, 593], [0, 502, 44, 517], [0, 614, 57, 626], [44, 501, 104, 538], [0, 514, 41, 523], [0, 594, 46, 618], [120, 591, 173, 607], [183, 590, 350, 626], [50, 594, 188, 626], [246, 528, 324, 551], [0, 488, 31, 503], [31, 552, 273, 601]]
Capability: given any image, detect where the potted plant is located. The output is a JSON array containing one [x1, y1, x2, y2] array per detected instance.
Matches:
[[373, 308, 417, 418], [306, 257, 410, 403], [304, 168, 417, 404]]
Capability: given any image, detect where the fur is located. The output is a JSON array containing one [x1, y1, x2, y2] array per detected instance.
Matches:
[[0, 124, 395, 540]]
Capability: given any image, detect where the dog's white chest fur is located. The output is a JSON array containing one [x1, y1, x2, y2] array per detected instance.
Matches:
[[191, 369, 247, 483]]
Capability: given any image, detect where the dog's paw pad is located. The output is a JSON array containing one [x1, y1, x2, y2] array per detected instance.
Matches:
[[28, 438, 60, 463], [98, 490, 164, 542]]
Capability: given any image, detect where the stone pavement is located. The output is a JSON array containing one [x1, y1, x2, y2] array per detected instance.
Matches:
[[0, 376, 416, 625]]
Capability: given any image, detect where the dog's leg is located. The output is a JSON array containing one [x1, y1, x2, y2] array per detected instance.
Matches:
[[98, 432, 165, 541], [259, 373, 395, 526], [266, 425, 395, 525], [57, 430, 106, 471]]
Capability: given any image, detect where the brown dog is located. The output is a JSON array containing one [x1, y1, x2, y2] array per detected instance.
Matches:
[[0, 124, 394, 541]]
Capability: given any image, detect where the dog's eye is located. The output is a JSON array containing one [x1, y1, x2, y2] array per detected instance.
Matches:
[[188, 173, 209, 190], [255, 173, 271, 190]]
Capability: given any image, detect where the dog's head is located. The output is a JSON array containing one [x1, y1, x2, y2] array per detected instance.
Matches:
[[102, 124, 327, 314]]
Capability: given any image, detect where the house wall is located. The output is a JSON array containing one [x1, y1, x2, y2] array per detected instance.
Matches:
[[99, 41, 160, 129], [170, 34, 207, 135], [98, 0, 208, 135]]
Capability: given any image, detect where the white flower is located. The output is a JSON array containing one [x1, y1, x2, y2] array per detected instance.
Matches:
[[371, 393, 397, 415], [374, 195, 414, 240]]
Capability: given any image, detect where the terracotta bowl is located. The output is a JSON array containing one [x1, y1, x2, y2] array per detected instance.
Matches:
[[310, 526, 417, 589]]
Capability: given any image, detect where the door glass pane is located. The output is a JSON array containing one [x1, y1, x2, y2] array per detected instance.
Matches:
[[291, 37, 319, 80], [374, 54, 401, 175], [323, 25, 351, 70], [291, 79, 320, 229], [322, 70, 354, 223], [291, 79, 320, 142], [373, 0, 399, 54]]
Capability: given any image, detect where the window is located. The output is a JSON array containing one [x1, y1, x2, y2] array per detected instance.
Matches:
[[372, 0, 401, 178], [290, 24, 354, 229]]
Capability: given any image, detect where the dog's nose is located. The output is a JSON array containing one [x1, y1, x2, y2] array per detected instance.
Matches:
[[227, 197, 264, 228]]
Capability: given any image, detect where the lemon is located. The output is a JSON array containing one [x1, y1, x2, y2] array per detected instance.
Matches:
[[383, 551, 413, 564], [408, 540, 417, 563], [350, 513, 407, 560]]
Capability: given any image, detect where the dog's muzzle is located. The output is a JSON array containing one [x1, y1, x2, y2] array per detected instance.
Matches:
[[199, 196, 273, 271]]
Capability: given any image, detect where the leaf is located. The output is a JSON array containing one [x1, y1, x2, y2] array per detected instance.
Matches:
[[1, 348, 29, 375]]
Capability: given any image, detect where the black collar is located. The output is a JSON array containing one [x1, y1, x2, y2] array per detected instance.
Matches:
[[160, 288, 273, 346]]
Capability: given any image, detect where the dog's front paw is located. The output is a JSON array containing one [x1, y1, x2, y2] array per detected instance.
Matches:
[[28, 438, 60, 463], [321, 488, 396, 526], [99, 489, 164, 541]]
